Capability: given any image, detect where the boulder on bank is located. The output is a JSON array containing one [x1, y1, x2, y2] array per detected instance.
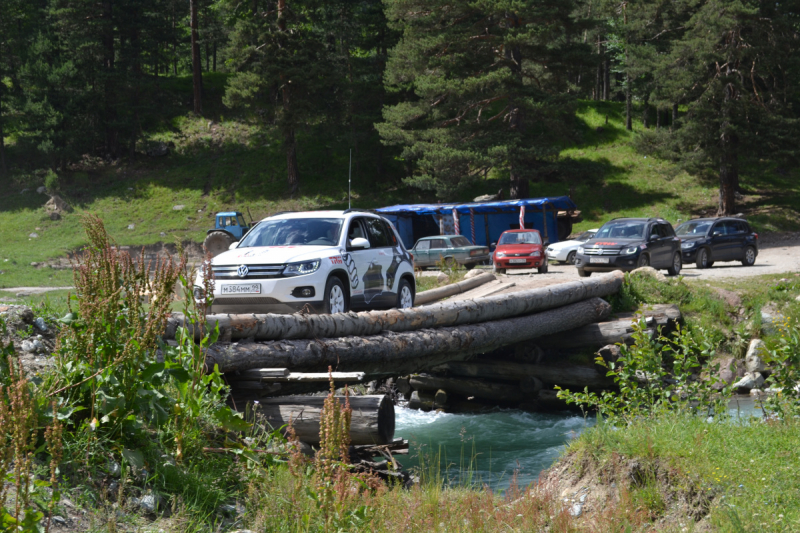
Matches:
[[44, 194, 72, 216], [745, 339, 767, 373], [630, 266, 667, 282], [731, 371, 765, 392]]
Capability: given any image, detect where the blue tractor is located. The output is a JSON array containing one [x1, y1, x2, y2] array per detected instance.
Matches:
[[203, 211, 251, 257]]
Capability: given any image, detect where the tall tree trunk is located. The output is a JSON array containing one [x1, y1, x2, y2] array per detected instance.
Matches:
[[0, 105, 7, 177], [625, 74, 632, 131], [172, 12, 178, 75], [279, 0, 300, 194], [656, 107, 661, 130], [603, 54, 610, 100], [190, 0, 203, 115], [213, 42, 217, 72], [505, 12, 526, 199], [642, 94, 650, 129], [672, 103, 678, 124], [205, 42, 210, 72], [718, 81, 737, 215], [595, 35, 602, 101], [102, 0, 116, 157]]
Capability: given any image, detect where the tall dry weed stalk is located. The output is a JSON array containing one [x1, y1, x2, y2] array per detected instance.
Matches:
[[53, 214, 184, 412], [0, 357, 64, 531]]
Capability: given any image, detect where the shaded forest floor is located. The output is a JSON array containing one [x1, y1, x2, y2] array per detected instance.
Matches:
[[1, 73, 798, 288]]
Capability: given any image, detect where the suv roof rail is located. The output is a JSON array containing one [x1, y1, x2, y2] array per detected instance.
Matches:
[[266, 211, 297, 217], [343, 208, 376, 214]]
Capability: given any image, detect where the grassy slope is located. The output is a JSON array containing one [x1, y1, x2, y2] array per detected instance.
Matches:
[[1, 74, 798, 288]]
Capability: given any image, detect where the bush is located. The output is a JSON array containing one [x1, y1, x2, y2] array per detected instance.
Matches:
[[43, 169, 59, 191]]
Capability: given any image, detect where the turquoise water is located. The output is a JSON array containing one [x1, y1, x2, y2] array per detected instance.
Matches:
[[393, 406, 592, 491]]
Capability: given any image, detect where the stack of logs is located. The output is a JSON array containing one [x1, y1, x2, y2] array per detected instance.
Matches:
[[163, 271, 682, 442], [396, 303, 682, 412]]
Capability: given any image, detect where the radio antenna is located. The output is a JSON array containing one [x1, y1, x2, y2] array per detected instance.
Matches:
[[348, 149, 352, 210]]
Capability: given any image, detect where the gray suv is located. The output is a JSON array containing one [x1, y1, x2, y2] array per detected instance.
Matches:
[[574, 218, 682, 277]]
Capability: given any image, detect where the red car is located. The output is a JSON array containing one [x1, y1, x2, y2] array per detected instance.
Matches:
[[492, 229, 548, 274]]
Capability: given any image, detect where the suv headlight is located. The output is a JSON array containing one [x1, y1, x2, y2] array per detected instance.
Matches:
[[623, 246, 639, 255], [681, 241, 696, 249], [577, 247, 585, 254], [283, 259, 321, 277]]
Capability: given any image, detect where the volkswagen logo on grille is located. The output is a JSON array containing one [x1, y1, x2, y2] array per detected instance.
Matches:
[[237, 265, 249, 278]]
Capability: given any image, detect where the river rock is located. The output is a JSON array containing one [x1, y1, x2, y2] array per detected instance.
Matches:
[[464, 268, 484, 280], [745, 340, 767, 373], [21, 340, 36, 353], [436, 272, 448, 283], [172, 205, 185, 211], [29, 233, 39, 239], [710, 287, 742, 309], [146, 142, 169, 157], [133, 492, 167, 515], [630, 266, 667, 282], [44, 194, 72, 215], [34, 317, 48, 332], [731, 372, 765, 391], [714, 357, 739, 389], [36, 186, 47, 194], [760, 305, 783, 335]]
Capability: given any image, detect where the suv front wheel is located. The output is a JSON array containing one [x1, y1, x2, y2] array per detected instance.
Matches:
[[667, 252, 682, 276], [323, 277, 348, 314]]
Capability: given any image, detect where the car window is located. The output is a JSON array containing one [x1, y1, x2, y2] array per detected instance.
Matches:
[[238, 218, 344, 247], [675, 221, 712, 236], [382, 221, 399, 246], [499, 232, 541, 245], [649, 224, 662, 238], [737, 221, 750, 234], [451, 236, 471, 247], [365, 218, 391, 247], [597, 221, 645, 239], [430, 239, 446, 249], [712, 223, 726, 235], [415, 240, 430, 251], [237, 215, 247, 226], [347, 218, 366, 242], [660, 223, 675, 237], [727, 221, 744, 234]]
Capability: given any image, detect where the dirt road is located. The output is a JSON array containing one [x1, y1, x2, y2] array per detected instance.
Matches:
[[456, 235, 800, 298]]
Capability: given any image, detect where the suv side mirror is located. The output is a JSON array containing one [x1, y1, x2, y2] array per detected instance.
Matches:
[[350, 237, 370, 249], [712, 231, 722, 237]]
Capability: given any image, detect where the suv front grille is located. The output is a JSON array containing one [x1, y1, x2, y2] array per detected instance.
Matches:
[[583, 248, 619, 256], [212, 264, 285, 279]]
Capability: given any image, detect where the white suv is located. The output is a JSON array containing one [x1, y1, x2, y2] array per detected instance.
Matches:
[[194, 210, 416, 315]]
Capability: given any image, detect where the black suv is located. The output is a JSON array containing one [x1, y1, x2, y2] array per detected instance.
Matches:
[[675, 217, 758, 269], [574, 218, 682, 277]]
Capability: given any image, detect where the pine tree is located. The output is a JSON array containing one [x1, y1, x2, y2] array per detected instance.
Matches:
[[378, 0, 591, 199]]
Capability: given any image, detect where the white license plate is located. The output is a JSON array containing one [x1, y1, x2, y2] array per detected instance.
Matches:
[[221, 283, 261, 294], [589, 257, 609, 264], [509, 258, 527, 264]]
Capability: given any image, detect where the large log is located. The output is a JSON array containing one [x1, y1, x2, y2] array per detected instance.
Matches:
[[409, 374, 525, 404], [167, 271, 624, 342], [204, 297, 613, 376], [536, 303, 682, 349], [431, 360, 614, 389], [253, 395, 394, 446], [414, 272, 496, 305]]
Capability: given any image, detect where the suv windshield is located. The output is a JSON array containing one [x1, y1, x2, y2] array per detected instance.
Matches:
[[499, 232, 541, 245], [675, 221, 712, 236], [595, 221, 645, 239], [238, 218, 343, 247]]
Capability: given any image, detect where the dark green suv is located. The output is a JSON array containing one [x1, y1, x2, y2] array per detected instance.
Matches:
[[573, 218, 682, 277]]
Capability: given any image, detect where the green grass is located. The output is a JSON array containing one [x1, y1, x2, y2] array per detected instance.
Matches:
[[2, 73, 798, 288], [569, 414, 800, 532]]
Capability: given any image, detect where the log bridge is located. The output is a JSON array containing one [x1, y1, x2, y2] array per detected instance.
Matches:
[[164, 270, 682, 443]]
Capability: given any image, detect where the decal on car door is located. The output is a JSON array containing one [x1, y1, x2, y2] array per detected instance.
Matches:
[[362, 260, 384, 304], [343, 253, 359, 289]]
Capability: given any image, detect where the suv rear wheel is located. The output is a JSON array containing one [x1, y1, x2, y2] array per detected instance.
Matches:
[[741, 246, 756, 266], [323, 277, 348, 314], [667, 252, 682, 276], [396, 279, 414, 309]]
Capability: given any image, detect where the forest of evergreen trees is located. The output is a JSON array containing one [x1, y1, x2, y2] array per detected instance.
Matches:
[[1, 0, 798, 214]]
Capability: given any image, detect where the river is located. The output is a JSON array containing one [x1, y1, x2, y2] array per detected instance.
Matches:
[[393, 406, 592, 491], [391, 396, 764, 491]]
